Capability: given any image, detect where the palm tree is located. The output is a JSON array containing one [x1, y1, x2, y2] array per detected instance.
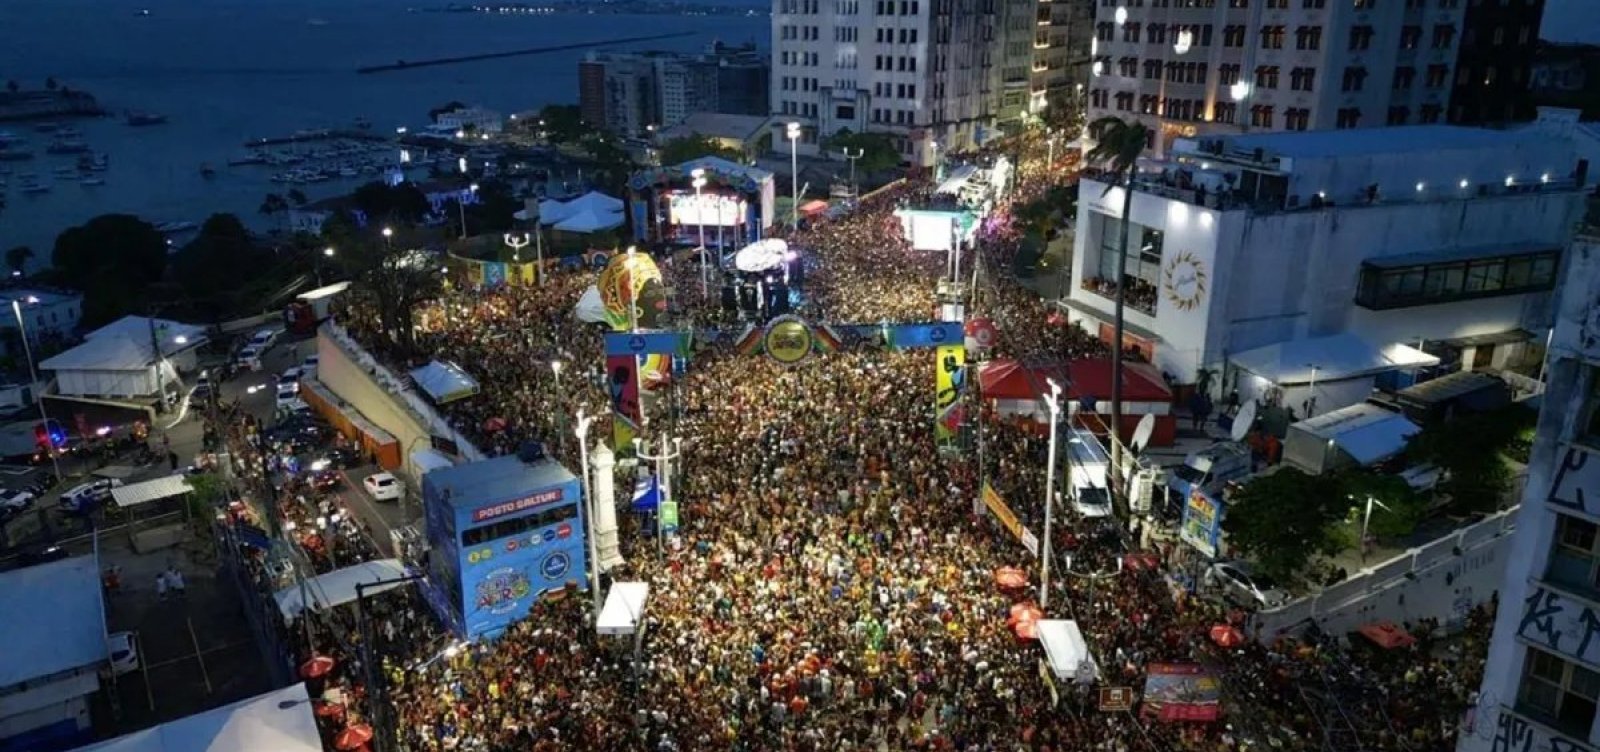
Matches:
[[1085, 116, 1151, 519]]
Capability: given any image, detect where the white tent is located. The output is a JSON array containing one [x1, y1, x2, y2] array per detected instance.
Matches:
[[41, 315, 208, 399], [565, 190, 624, 213], [410, 360, 479, 404], [112, 475, 193, 509], [733, 239, 789, 273], [274, 559, 411, 621], [1232, 333, 1438, 386], [72, 683, 322, 752], [554, 207, 625, 234], [1037, 619, 1099, 684], [575, 285, 608, 324], [597, 582, 650, 635]]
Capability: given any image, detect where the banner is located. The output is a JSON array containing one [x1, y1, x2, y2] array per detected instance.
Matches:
[[1179, 488, 1223, 559], [935, 343, 966, 450], [607, 354, 641, 456], [659, 500, 679, 532], [981, 482, 1023, 543], [1140, 664, 1220, 722]]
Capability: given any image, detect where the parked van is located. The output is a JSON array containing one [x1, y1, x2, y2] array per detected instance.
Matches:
[[1166, 441, 1253, 501]]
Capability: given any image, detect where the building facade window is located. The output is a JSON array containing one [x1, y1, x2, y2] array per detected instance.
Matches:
[[1386, 105, 1409, 124], [1401, 25, 1421, 50], [1516, 647, 1600, 739], [1348, 25, 1374, 51], [1260, 26, 1285, 50], [1336, 107, 1361, 128], [1393, 66, 1416, 90], [1296, 26, 1322, 50]]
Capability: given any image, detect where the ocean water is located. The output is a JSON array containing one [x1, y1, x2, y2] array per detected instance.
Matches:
[[0, 0, 768, 260]]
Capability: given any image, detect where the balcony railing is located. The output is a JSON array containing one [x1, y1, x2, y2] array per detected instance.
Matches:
[[1081, 276, 1157, 316]]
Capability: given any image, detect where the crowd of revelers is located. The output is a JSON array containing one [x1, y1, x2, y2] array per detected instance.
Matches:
[[311, 144, 1494, 751]]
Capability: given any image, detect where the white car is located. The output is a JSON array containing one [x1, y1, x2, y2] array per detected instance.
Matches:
[[106, 631, 138, 676], [59, 478, 125, 513], [363, 472, 403, 502], [301, 355, 319, 375], [274, 382, 302, 408], [1204, 561, 1289, 608], [236, 345, 263, 372], [0, 489, 36, 514], [248, 327, 280, 350]]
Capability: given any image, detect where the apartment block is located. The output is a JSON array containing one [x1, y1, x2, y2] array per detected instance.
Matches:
[[578, 44, 770, 139]]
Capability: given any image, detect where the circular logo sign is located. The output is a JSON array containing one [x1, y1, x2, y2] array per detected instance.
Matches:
[[542, 528, 558, 543], [557, 523, 573, 540], [929, 325, 948, 343], [628, 335, 647, 352], [505, 539, 520, 553], [763, 317, 814, 365], [1163, 251, 1209, 312], [540, 551, 572, 580]]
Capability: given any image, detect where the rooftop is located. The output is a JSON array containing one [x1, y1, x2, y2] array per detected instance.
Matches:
[[1184, 125, 1551, 162], [76, 683, 322, 752], [426, 454, 578, 512], [0, 555, 106, 688], [656, 112, 770, 144], [0, 288, 81, 307]]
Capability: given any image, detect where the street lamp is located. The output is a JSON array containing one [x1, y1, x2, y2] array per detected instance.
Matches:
[[575, 409, 602, 622], [633, 434, 683, 557], [458, 183, 479, 239], [1359, 494, 1390, 565], [551, 361, 566, 453], [840, 147, 864, 199], [1040, 378, 1062, 609], [503, 232, 530, 263], [12, 298, 61, 482], [323, 246, 335, 258], [786, 122, 801, 231], [691, 168, 708, 297], [381, 226, 393, 252]]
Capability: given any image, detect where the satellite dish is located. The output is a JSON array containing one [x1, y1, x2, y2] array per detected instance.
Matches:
[[1230, 401, 1258, 443], [1130, 413, 1156, 454]]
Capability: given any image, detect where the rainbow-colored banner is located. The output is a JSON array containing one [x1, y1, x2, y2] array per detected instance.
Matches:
[[606, 354, 641, 456], [935, 343, 967, 450]]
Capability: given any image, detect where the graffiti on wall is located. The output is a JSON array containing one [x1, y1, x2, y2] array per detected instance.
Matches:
[[1517, 585, 1600, 665], [1548, 446, 1600, 517]]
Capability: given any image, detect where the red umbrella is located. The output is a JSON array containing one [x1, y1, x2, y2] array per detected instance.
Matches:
[[1008, 602, 1044, 626], [313, 700, 346, 720], [299, 654, 336, 680], [482, 417, 508, 433], [1013, 617, 1041, 640], [993, 566, 1028, 589], [334, 724, 374, 751], [1209, 624, 1244, 648]]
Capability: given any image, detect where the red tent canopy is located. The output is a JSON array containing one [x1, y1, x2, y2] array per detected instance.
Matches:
[[979, 360, 1068, 400], [1357, 621, 1416, 649], [1065, 359, 1172, 403]]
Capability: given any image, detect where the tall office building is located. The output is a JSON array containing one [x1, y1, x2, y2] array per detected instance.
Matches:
[[1031, 0, 1095, 123], [770, 0, 1062, 159], [1448, 0, 1544, 125], [1085, 0, 1469, 156], [1456, 237, 1600, 752], [578, 44, 769, 139]]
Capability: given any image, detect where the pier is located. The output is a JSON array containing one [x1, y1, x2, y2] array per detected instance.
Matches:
[[356, 31, 695, 73], [244, 129, 392, 148]]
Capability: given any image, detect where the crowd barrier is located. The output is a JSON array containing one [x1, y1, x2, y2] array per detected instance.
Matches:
[[1249, 507, 1517, 642]]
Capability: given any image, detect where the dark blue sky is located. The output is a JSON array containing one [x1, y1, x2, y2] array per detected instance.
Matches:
[[1545, 0, 1600, 45]]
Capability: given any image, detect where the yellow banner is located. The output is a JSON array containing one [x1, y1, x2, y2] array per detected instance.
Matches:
[[982, 482, 1023, 542], [935, 344, 966, 447]]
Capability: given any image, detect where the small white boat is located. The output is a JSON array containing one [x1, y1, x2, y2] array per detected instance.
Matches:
[[21, 182, 51, 194]]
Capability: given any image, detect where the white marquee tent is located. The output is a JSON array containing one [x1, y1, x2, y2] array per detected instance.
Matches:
[[72, 683, 322, 752], [597, 582, 650, 636], [274, 559, 412, 622], [733, 239, 789, 273], [410, 360, 480, 404], [41, 316, 208, 399], [1037, 619, 1099, 684], [554, 207, 625, 234]]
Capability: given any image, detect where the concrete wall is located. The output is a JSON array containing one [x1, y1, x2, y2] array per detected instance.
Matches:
[[314, 325, 484, 484], [1250, 507, 1517, 643]]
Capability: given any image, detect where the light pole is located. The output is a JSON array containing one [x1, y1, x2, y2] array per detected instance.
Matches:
[[786, 122, 801, 231], [12, 297, 61, 482], [381, 226, 393, 253], [575, 409, 602, 622], [840, 147, 864, 199], [552, 361, 566, 454], [633, 434, 682, 557], [1305, 363, 1320, 418], [1040, 377, 1062, 609], [318, 246, 335, 286], [458, 183, 479, 239], [503, 232, 532, 284], [691, 169, 709, 298], [1359, 494, 1390, 565]]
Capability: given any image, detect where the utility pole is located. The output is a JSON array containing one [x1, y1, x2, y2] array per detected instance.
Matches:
[[633, 434, 682, 557], [575, 410, 602, 622], [1040, 378, 1062, 609], [840, 147, 864, 199]]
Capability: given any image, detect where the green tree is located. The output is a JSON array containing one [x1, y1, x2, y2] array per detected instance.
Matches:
[[538, 104, 587, 144], [329, 229, 441, 355], [258, 192, 290, 229], [464, 179, 520, 235], [4, 245, 34, 277], [1341, 471, 1427, 540], [1221, 468, 1355, 583], [51, 214, 168, 327], [657, 134, 743, 166], [1086, 117, 1151, 516], [823, 129, 902, 174], [351, 181, 431, 227], [581, 133, 636, 195], [428, 100, 467, 121], [1408, 406, 1527, 513], [172, 213, 278, 320], [182, 472, 228, 526]]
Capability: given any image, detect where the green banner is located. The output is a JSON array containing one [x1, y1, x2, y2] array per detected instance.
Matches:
[[659, 500, 679, 532]]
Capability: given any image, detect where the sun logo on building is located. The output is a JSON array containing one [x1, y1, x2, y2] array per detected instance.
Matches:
[[1162, 251, 1208, 312]]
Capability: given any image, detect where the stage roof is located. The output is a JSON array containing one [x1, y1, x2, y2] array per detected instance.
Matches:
[[427, 454, 579, 513]]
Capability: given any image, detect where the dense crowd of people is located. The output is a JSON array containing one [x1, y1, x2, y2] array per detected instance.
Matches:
[[297, 140, 1498, 752]]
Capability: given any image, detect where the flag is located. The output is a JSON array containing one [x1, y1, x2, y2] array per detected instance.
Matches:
[[631, 474, 660, 512]]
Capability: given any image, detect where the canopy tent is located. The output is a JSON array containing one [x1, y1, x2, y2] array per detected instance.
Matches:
[[1065, 359, 1172, 402], [1283, 403, 1421, 474], [935, 164, 980, 195], [978, 359, 1067, 400], [1232, 333, 1439, 386], [73, 683, 322, 752], [553, 207, 625, 234], [274, 559, 411, 621], [112, 475, 192, 509], [1357, 621, 1417, 650], [409, 361, 480, 404], [733, 239, 790, 273], [597, 581, 650, 636], [798, 199, 830, 216], [1037, 619, 1099, 683], [536, 198, 573, 224], [575, 285, 608, 324], [565, 190, 625, 213]]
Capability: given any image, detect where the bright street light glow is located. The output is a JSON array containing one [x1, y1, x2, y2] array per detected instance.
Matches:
[[382, 227, 393, 237], [324, 247, 335, 257], [174, 335, 188, 345], [1230, 81, 1251, 101]]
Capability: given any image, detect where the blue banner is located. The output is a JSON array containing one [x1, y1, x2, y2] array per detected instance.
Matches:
[[604, 331, 694, 358], [631, 475, 660, 512]]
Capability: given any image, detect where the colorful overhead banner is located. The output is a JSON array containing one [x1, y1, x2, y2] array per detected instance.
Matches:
[[1179, 489, 1224, 559], [935, 343, 966, 450], [981, 482, 1024, 544], [606, 353, 641, 456], [1140, 664, 1221, 723]]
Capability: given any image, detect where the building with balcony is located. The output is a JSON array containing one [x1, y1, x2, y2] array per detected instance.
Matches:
[[1458, 236, 1600, 752], [433, 106, 503, 135], [1085, 0, 1468, 156], [1061, 125, 1587, 409], [578, 44, 770, 139], [1029, 0, 1093, 124], [768, 0, 1032, 160]]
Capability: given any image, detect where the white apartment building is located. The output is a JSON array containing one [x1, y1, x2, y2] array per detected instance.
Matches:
[[1062, 125, 1586, 411], [1086, 0, 1468, 155], [1457, 238, 1600, 752], [1033, 0, 1095, 120], [769, 0, 1021, 158], [435, 107, 504, 135]]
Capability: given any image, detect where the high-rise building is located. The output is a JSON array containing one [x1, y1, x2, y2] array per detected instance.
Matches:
[[1448, 0, 1545, 125], [1086, 0, 1469, 155], [577, 44, 769, 139], [770, 0, 1056, 159], [1456, 236, 1600, 752], [1030, 0, 1095, 125]]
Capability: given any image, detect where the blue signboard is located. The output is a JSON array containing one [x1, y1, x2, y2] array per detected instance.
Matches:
[[421, 455, 587, 640]]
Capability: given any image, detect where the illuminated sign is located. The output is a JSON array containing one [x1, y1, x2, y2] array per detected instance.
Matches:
[[470, 488, 565, 523]]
